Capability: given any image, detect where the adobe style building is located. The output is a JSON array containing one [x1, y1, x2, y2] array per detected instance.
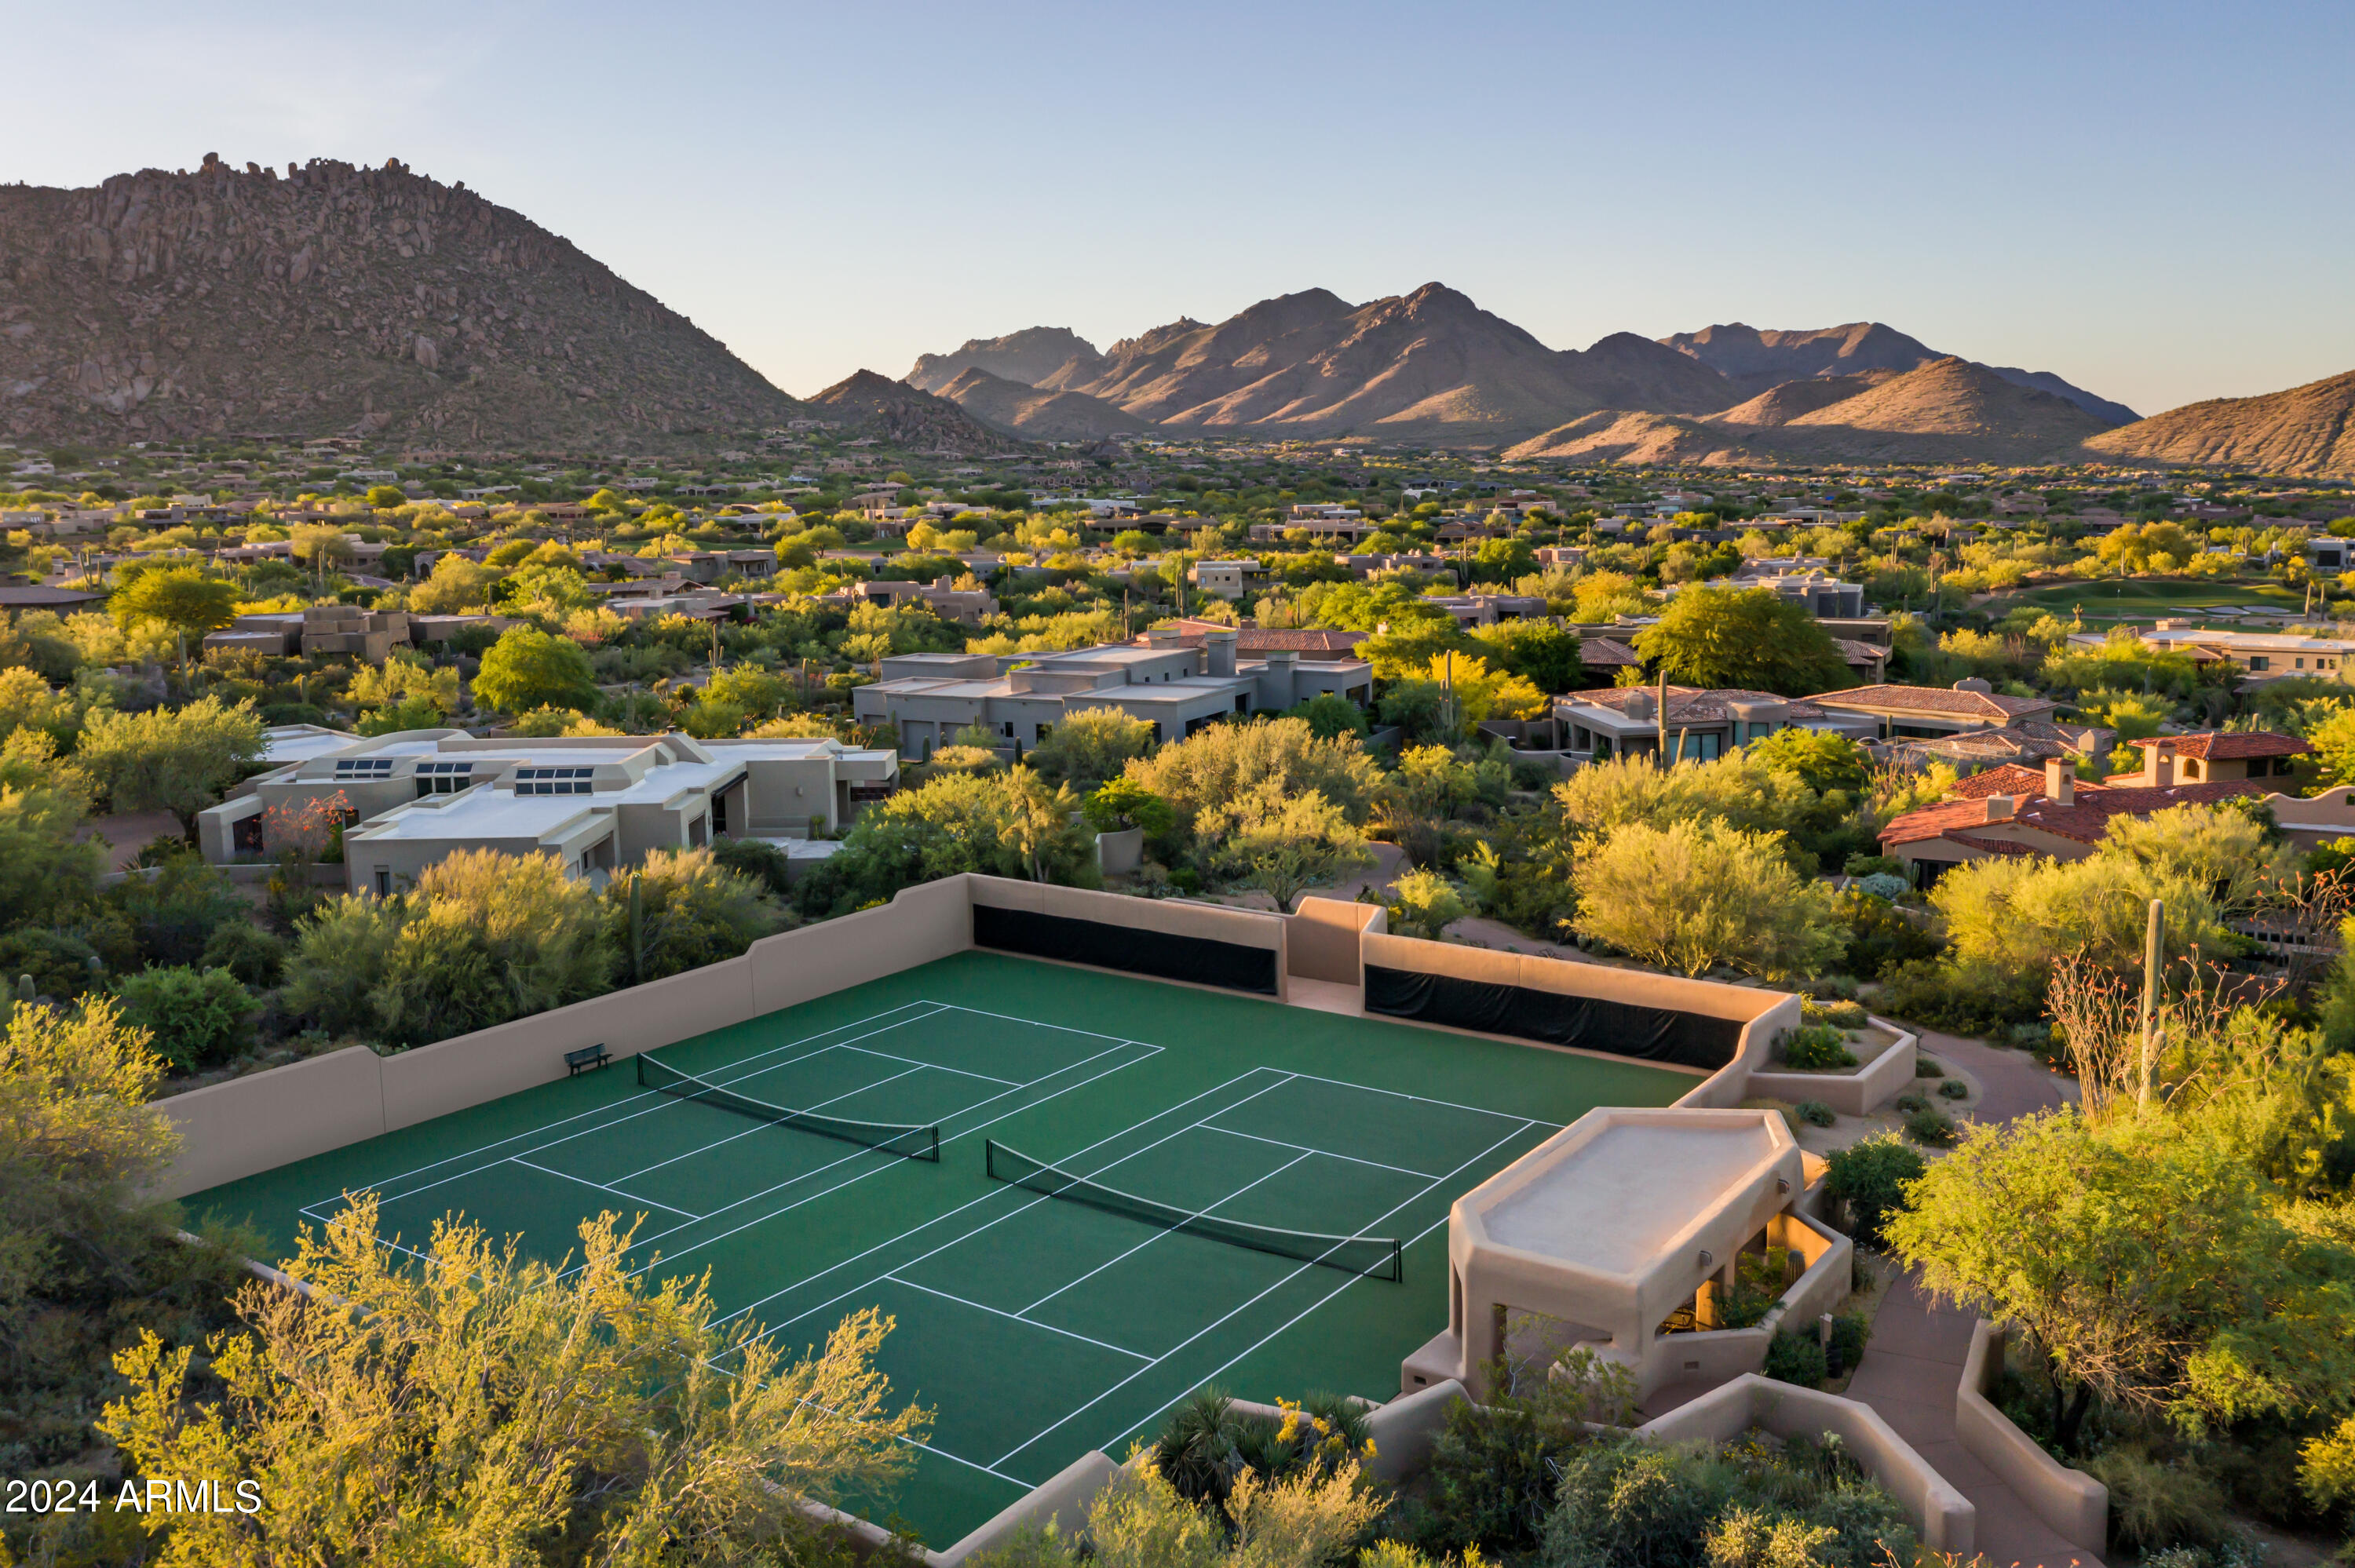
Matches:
[[199, 728, 898, 896], [853, 632, 1373, 760], [2090, 622, 2353, 683], [1552, 686, 1875, 763], [1875, 732, 2309, 885], [1806, 680, 2058, 740]]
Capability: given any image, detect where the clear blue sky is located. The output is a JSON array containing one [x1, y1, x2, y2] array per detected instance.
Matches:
[[10, 0, 2351, 418]]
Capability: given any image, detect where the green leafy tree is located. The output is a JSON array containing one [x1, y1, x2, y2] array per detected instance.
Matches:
[[1633, 585, 1852, 696], [74, 695, 265, 838], [1285, 692, 1370, 740], [103, 1198, 929, 1566], [471, 625, 601, 716], [1570, 819, 1844, 978], [363, 483, 407, 509], [1470, 620, 1583, 693], [1081, 778, 1177, 840], [611, 847, 784, 984], [407, 553, 503, 613], [1028, 706, 1158, 787], [108, 567, 240, 660], [1741, 727, 1872, 795], [1889, 1110, 2355, 1457], [1126, 716, 1382, 833], [0, 731, 104, 928], [114, 964, 258, 1073]]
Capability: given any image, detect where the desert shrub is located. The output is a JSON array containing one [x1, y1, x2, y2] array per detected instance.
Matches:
[[1833, 891, 1941, 981], [1827, 1311, 1871, 1373], [1824, 1134, 1926, 1248], [1851, 871, 1909, 902], [1571, 819, 1845, 979], [1914, 1056, 1944, 1077], [609, 847, 784, 985], [199, 922, 286, 989], [1795, 1100, 1836, 1128], [113, 964, 257, 1072], [1803, 998, 1868, 1029], [2084, 1445, 2229, 1554], [107, 852, 250, 968], [1937, 1078, 1969, 1100], [1904, 1105, 1959, 1147], [0, 925, 104, 1001], [1539, 1436, 1913, 1568], [1763, 1329, 1827, 1387], [1780, 1024, 1857, 1071], [1419, 1350, 1635, 1554], [1894, 1092, 1928, 1114], [708, 836, 795, 901]]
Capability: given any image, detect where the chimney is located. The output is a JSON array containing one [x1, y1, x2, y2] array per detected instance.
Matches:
[[1147, 626, 1180, 647], [1983, 795, 2016, 822], [2152, 741, 2175, 789], [1204, 627, 1237, 677], [2043, 756, 2074, 807]]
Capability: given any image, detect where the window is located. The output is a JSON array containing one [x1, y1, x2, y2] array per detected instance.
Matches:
[[374, 868, 391, 896], [2249, 655, 2270, 671], [334, 757, 396, 779], [414, 760, 475, 797], [514, 766, 595, 797]]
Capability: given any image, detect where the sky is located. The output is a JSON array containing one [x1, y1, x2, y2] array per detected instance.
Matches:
[[7, 0, 2352, 418]]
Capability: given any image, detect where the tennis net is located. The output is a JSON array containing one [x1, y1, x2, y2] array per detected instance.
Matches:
[[637, 1055, 941, 1161], [984, 1140, 1401, 1281]]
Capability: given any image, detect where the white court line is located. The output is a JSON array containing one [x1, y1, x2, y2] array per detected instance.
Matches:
[[1198, 1125, 1440, 1182], [724, 1069, 1294, 1335], [838, 1043, 1020, 1087], [609, 1058, 934, 1183], [1110, 1196, 1484, 1454], [1015, 1147, 1313, 1320], [883, 1274, 1153, 1362], [509, 1157, 706, 1221], [917, 999, 1143, 1048], [323, 1001, 947, 1207], [991, 1116, 1539, 1471], [1280, 1068, 1533, 1125], [639, 1040, 1184, 1289]]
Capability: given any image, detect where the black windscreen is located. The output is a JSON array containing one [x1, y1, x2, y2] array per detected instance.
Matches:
[[974, 904, 1280, 996], [1361, 965, 1741, 1070]]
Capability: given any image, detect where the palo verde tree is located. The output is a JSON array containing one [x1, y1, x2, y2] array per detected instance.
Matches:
[[1633, 584, 1853, 697]]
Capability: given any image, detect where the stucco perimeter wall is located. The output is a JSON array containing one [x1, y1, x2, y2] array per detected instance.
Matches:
[[934, 1449, 1119, 1568], [155, 877, 984, 1198], [1640, 1374, 1975, 1552], [1287, 895, 1385, 984], [969, 877, 1289, 999], [1956, 1321, 2108, 1552], [157, 1046, 389, 1201]]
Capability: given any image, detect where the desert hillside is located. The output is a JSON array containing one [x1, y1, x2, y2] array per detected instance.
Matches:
[[936, 366, 1148, 439], [0, 154, 798, 448], [805, 369, 1009, 456], [907, 326, 1104, 394], [2083, 369, 2355, 480]]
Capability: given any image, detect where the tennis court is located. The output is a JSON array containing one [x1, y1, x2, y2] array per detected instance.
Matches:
[[187, 950, 1697, 1545]]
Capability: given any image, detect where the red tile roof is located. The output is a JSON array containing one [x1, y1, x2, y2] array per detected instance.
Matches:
[[1881, 779, 2267, 850], [1577, 637, 1642, 667], [1810, 684, 2057, 720], [1947, 763, 2108, 800], [2128, 730, 2310, 760]]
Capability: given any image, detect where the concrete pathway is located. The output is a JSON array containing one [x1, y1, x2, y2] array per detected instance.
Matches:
[[1845, 1023, 2098, 1566], [1848, 1273, 2102, 1568]]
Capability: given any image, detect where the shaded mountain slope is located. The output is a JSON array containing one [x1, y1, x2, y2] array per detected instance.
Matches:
[[907, 327, 1104, 393], [936, 366, 1148, 439], [2083, 369, 2355, 480], [805, 370, 1009, 454]]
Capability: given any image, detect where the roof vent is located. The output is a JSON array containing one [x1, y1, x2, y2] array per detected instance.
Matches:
[[1623, 691, 1656, 720]]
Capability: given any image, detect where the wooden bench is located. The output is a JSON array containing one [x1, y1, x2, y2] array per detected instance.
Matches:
[[564, 1044, 611, 1077]]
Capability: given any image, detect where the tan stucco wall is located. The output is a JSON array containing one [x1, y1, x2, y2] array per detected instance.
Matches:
[[158, 1046, 389, 1200], [1285, 895, 1385, 984]]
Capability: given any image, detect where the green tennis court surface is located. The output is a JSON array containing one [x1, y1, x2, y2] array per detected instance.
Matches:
[[187, 951, 1695, 1545]]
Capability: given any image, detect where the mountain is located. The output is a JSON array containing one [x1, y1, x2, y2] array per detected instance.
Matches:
[[805, 369, 1008, 455], [1663, 321, 2137, 426], [907, 326, 1104, 394], [921, 284, 1739, 443], [935, 366, 1148, 439], [0, 153, 798, 448], [2083, 369, 2355, 480], [1505, 356, 2111, 467]]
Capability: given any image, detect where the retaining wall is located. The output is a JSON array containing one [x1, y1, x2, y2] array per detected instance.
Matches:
[[1956, 1321, 2107, 1552], [159, 1046, 389, 1201], [1639, 1374, 1976, 1552], [1744, 1017, 1919, 1117]]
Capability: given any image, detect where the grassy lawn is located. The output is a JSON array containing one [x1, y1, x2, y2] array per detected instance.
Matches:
[[1990, 577, 2305, 622]]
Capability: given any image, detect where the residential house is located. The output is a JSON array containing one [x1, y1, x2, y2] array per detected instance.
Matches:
[[1879, 753, 2285, 887], [1552, 686, 1875, 764], [2091, 622, 2353, 681], [852, 632, 1372, 759], [827, 574, 1000, 625], [1157, 618, 1370, 660], [1189, 560, 1269, 599], [1880, 718, 2116, 775], [2109, 731, 2309, 786], [199, 730, 897, 895], [1806, 681, 2058, 740]]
